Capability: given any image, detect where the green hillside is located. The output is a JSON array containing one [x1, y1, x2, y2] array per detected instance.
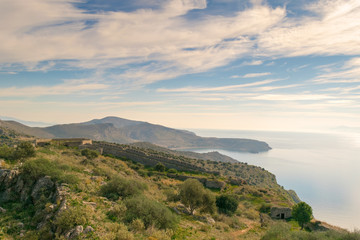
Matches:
[[0, 132, 358, 239]]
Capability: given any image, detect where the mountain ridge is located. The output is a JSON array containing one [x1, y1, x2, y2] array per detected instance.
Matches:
[[0, 116, 271, 153]]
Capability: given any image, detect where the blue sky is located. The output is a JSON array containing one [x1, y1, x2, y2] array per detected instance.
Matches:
[[0, 0, 359, 131]]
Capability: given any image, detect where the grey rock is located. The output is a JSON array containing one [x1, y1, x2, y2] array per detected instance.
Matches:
[[31, 176, 54, 202], [0, 206, 6, 213], [66, 225, 83, 239], [84, 226, 94, 234]]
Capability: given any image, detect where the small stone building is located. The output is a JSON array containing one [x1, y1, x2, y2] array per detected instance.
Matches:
[[270, 207, 292, 219]]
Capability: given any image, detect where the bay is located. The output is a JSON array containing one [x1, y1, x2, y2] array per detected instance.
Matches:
[[188, 129, 360, 230]]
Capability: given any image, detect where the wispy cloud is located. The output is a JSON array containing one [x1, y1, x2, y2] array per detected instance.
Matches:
[[157, 79, 279, 93], [0, 81, 109, 97], [258, 0, 360, 56], [242, 72, 272, 78]]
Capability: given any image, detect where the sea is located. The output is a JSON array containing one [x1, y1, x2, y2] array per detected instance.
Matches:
[[188, 129, 360, 231]]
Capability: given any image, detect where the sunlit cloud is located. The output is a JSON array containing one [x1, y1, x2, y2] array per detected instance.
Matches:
[[242, 72, 272, 78], [157, 79, 279, 93]]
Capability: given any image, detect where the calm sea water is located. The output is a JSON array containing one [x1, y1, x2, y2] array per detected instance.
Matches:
[[188, 129, 360, 230]]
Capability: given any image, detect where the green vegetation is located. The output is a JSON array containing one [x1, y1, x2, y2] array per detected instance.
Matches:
[[54, 205, 90, 233], [179, 179, 216, 215], [262, 222, 360, 240], [292, 202, 313, 229], [125, 195, 178, 229], [216, 194, 239, 216], [13, 141, 35, 161], [154, 162, 166, 172], [0, 131, 357, 239], [20, 158, 79, 184], [100, 176, 147, 200], [0, 141, 35, 161], [81, 148, 99, 160]]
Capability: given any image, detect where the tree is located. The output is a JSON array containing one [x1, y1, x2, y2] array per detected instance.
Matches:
[[154, 162, 166, 172], [216, 194, 239, 216], [13, 141, 35, 161], [292, 202, 312, 229], [179, 179, 216, 215]]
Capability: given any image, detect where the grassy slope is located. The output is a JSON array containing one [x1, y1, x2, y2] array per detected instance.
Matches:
[[0, 135, 356, 239]]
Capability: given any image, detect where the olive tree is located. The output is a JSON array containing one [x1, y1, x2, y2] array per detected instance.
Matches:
[[179, 179, 216, 215]]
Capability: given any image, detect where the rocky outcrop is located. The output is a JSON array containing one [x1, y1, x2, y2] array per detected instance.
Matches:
[[0, 169, 72, 238]]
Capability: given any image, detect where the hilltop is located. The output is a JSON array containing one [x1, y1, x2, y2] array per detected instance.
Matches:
[[0, 116, 271, 153]]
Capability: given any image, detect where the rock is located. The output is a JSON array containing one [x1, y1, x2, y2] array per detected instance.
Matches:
[[175, 204, 191, 215], [196, 215, 215, 225], [0, 206, 6, 213], [84, 226, 94, 234], [66, 225, 84, 239], [83, 201, 97, 207], [31, 176, 54, 202], [17, 222, 24, 229]]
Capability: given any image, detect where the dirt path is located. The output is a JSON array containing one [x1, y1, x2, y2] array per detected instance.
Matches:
[[231, 220, 256, 238]]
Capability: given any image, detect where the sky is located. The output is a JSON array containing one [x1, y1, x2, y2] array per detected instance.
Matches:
[[0, 0, 360, 132]]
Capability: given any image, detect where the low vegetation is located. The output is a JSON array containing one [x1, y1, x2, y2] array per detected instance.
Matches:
[[0, 136, 359, 239]]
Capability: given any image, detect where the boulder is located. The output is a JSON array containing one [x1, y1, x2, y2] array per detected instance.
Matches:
[[66, 225, 83, 239], [31, 176, 55, 203], [84, 226, 94, 234]]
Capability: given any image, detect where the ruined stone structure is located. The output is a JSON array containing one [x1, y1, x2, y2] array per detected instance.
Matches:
[[35, 138, 92, 147], [270, 207, 292, 219]]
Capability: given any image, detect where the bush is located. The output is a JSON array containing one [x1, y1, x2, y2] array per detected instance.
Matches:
[[54, 205, 89, 233], [13, 141, 35, 161], [107, 201, 127, 221], [125, 195, 178, 229], [259, 203, 272, 214], [155, 163, 166, 172], [20, 158, 79, 184], [216, 195, 239, 216], [167, 168, 177, 173], [81, 148, 99, 160], [100, 176, 147, 200], [0, 144, 14, 160]]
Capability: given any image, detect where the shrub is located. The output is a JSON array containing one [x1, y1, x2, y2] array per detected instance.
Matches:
[[125, 195, 178, 229], [0, 144, 14, 160], [167, 168, 177, 174], [81, 148, 99, 160], [100, 176, 147, 200], [20, 158, 79, 184], [259, 203, 272, 214], [155, 162, 166, 172], [54, 205, 89, 233], [13, 141, 35, 161], [21, 158, 62, 181], [216, 195, 239, 216], [107, 201, 127, 221]]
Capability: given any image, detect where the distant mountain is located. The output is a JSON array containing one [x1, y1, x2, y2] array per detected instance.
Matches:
[[0, 116, 271, 153]]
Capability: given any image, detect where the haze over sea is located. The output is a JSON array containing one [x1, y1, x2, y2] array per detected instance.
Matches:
[[189, 129, 360, 230]]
